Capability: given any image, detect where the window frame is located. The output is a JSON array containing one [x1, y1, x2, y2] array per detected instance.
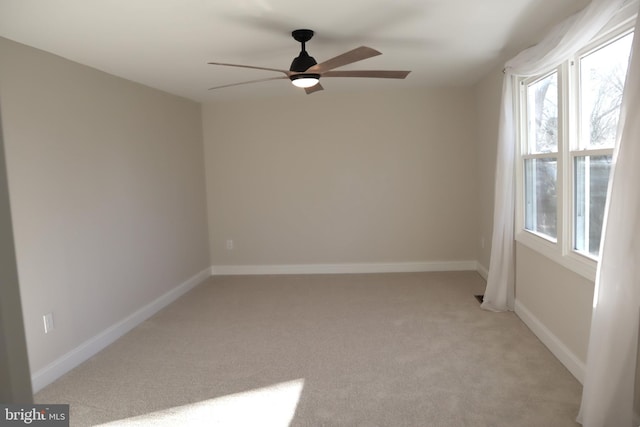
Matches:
[[514, 10, 636, 282]]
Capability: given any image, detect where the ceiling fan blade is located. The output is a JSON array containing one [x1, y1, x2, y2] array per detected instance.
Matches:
[[208, 62, 291, 76], [209, 76, 288, 90], [323, 70, 411, 79], [307, 46, 381, 73], [304, 83, 324, 95]]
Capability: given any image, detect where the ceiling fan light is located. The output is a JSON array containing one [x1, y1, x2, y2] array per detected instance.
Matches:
[[290, 74, 320, 88]]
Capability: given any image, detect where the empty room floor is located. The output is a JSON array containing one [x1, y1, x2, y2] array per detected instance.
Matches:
[[35, 271, 582, 426]]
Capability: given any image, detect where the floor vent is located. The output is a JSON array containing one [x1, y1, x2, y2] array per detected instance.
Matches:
[[474, 295, 484, 304]]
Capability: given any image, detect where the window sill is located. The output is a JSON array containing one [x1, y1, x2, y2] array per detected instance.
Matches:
[[516, 231, 597, 282]]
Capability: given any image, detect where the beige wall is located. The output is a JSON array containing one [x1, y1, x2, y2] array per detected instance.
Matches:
[[0, 38, 210, 374], [203, 88, 478, 267], [515, 244, 594, 363], [473, 65, 503, 271]]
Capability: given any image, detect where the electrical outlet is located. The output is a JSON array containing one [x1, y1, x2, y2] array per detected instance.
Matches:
[[43, 312, 54, 334], [226, 239, 234, 250]]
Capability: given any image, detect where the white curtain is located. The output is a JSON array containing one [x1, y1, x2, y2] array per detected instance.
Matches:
[[578, 14, 640, 426], [481, 78, 516, 312], [481, 0, 626, 312]]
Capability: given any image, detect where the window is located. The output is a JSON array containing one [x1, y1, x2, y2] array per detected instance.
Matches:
[[516, 21, 634, 280], [523, 72, 559, 241], [573, 32, 632, 256]]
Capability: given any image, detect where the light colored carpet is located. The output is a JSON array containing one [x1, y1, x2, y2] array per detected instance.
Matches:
[[35, 272, 582, 426]]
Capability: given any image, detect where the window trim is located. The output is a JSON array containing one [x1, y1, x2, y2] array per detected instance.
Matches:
[[515, 9, 636, 282]]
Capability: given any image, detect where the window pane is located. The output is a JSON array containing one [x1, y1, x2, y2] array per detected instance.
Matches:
[[580, 32, 633, 149], [527, 72, 558, 153], [524, 158, 557, 240], [574, 155, 612, 256]]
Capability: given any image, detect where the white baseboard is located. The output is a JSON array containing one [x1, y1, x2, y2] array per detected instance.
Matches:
[[515, 299, 586, 384], [211, 261, 479, 276], [476, 262, 489, 280], [30, 267, 212, 393]]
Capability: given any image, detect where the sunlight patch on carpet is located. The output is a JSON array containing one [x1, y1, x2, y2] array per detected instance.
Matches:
[[97, 378, 305, 427]]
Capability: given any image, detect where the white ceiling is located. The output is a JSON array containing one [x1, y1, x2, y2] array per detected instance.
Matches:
[[0, 0, 590, 102]]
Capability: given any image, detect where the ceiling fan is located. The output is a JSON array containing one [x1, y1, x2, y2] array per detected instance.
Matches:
[[208, 29, 411, 94]]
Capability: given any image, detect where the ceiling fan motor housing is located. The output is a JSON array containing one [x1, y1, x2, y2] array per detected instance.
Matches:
[[290, 51, 317, 72]]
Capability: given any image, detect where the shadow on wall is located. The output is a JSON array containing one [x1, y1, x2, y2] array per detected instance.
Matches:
[[0, 105, 33, 403]]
